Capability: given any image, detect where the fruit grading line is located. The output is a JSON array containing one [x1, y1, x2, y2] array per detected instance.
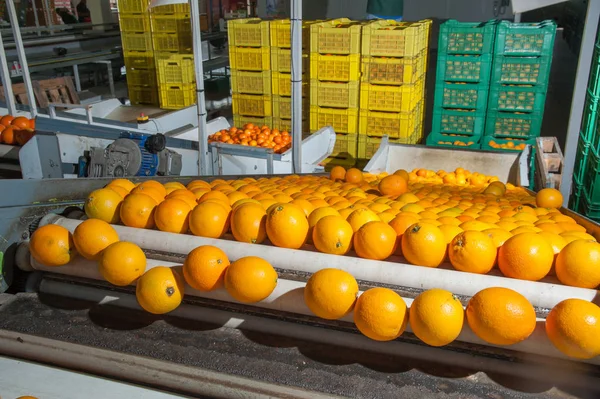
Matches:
[[0, 145, 599, 398]]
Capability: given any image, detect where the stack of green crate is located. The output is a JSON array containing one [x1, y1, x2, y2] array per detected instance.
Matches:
[[269, 20, 312, 133], [118, 0, 158, 106], [228, 19, 272, 128], [572, 28, 600, 216], [427, 20, 496, 149], [357, 19, 431, 162], [481, 20, 556, 153], [310, 18, 363, 167], [151, 4, 196, 109]]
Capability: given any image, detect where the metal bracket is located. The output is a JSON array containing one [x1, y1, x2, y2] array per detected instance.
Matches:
[[48, 103, 94, 125], [209, 142, 278, 175]]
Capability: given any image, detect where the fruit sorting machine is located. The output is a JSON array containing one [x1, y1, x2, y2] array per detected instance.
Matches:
[[0, 146, 599, 398]]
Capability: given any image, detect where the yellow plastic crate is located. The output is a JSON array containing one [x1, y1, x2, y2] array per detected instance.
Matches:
[[151, 13, 191, 34], [228, 18, 270, 47], [159, 84, 195, 109], [270, 19, 315, 48], [272, 96, 309, 119], [156, 55, 195, 84], [362, 20, 430, 57], [126, 68, 157, 86], [121, 32, 153, 52], [271, 48, 309, 73], [321, 133, 359, 167], [358, 106, 422, 139], [124, 51, 154, 69], [310, 80, 360, 108], [118, 0, 150, 14], [310, 54, 361, 82], [310, 106, 359, 134], [119, 14, 151, 32], [129, 84, 159, 106], [230, 47, 271, 71], [233, 115, 273, 129], [231, 70, 271, 95], [232, 94, 273, 117], [152, 33, 192, 53], [360, 80, 424, 113], [310, 18, 363, 55], [361, 54, 425, 85], [150, 3, 189, 14], [272, 117, 307, 134], [271, 72, 309, 97]]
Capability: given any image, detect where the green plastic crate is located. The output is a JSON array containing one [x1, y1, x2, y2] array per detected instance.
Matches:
[[580, 92, 600, 142], [491, 55, 552, 85], [438, 20, 497, 55], [436, 54, 492, 83], [433, 83, 489, 110], [579, 193, 600, 220], [574, 134, 590, 184], [425, 132, 481, 149], [569, 175, 583, 213], [484, 111, 543, 139], [488, 84, 547, 113], [494, 20, 557, 57], [583, 148, 600, 202], [432, 109, 486, 136], [588, 45, 600, 97]]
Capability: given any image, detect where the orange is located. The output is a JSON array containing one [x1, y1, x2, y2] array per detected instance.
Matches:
[[353, 287, 408, 341], [409, 289, 464, 347], [459, 220, 493, 232], [330, 166, 346, 181], [187, 179, 211, 190], [167, 188, 197, 201], [536, 188, 563, 208], [198, 190, 230, 206], [120, 193, 157, 229], [393, 169, 410, 181], [307, 207, 340, 231], [545, 299, 600, 359], [107, 178, 136, 192], [107, 184, 129, 198], [560, 231, 595, 241], [449, 231, 496, 274], [555, 222, 586, 233], [377, 211, 395, 224], [29, 224, 77, 267], [498, 233, 554, 281], [398, 192, 419, 204], [437, 216, 461, 226], [401, 223, 446, 267], [163, 181, 186, 190], [555, 240, 600, 288], [183, 245, 230, 291], [537, 222, 564, 234], [304, 268, 358, 319], [229, 203, 265, 244], [439, 224, 463, 245], [138, 180, 167, 197], [189, 201, 231, 238], [224, 256, 278, 303], [346, 208, 381, 232], [312, 215, 354, 255], [482, 228, 512, 248], [154, 198, 191, 234], [353, 221, 397, 260], [131, 185, 164, 204], [378, 175, 408, 196], [99, 241, 146, 286], [73, 219, 119, 260], [266, 203, 309, 249], [84, 188, 123, 224], [0, 114, 15, 126], [136, 266, 185, 314], [291, 199, 315, 217], [466, 287, 536, 345], [1, 126, 14, 144], [345, 168, 363, 183], [537, 232, 567, 256]]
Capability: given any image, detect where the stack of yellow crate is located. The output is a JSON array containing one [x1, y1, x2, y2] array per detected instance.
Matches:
[[310, 18, 363, 167], [229, 19, 272, 128], [357, 19, 431, 161], [118, 0, 158, 106], [270, 19, 312, 133], [151, 4, 196, 109]]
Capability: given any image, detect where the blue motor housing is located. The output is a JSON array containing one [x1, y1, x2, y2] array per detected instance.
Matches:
[[119, 132, 159, 176]]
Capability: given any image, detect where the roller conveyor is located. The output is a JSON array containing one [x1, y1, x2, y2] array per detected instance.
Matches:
[[0, 172, 599, 398]]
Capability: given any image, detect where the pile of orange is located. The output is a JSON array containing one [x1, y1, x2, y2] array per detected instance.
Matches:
[[208, 123, 292, 154], [487, 139, 528, 151], [0, 114, 36, 146]]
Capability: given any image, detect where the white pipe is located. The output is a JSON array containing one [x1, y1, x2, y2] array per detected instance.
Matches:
[[290, 0, 303, 173], [0, 30, 17, 115], [6, 0, 38, 118], [42, 216, 600, 312], [30, 255, 600, 365], [189, 0, 211, 176]]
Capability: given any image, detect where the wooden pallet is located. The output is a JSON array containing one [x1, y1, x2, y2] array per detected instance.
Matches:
[[535, 137, 563, 190]]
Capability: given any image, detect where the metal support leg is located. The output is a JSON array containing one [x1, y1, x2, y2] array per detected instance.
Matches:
[[6, 0, 37, 118], [0, 31, 17, 115], [514, 13, 521, 23], [31, 0, 41, 36], [43, 0, 54, 36], [94, 61, 115, 98], [266, 150, 274, 175], [561, 0, 600, 203], [73, 65, 82, 92]]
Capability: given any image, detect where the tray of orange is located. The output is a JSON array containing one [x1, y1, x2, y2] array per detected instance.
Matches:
[[208, 123, 291, 154], [22, 167, 600, 366], [0, 114, 36, 146]]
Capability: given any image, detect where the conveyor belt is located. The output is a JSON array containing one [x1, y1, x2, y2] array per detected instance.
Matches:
[[0, 292, 596, 399]]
